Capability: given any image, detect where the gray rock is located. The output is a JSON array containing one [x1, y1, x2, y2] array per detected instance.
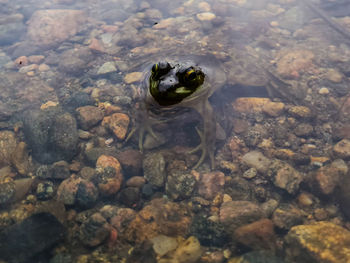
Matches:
[[0, 72, 57, 121], [0, 212, 65, 263], [79, 213, 110, 247], [166, 170, 196, 200], [242, 151, 271, 173], [272, 205, 305, 229], [23, 107, 78, 164], [0, 181, 15, 205], [268, 160, 303, 194], [143, 152, 166, 188], [219, 201, 264, 231], [97, 61, 117, 75]]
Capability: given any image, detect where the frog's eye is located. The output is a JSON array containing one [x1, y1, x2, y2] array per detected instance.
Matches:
[[184, 68, 197, 81], [151, 63, 159, 73]]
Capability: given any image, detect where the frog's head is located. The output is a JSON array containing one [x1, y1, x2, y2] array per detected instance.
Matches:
[[149, 61, 205, 106]]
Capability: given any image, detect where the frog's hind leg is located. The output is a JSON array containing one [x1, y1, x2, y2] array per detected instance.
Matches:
[[188, 100, 216, 169]]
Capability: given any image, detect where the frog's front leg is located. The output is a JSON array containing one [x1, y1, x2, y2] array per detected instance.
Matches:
[[189, 99, 216, 169]]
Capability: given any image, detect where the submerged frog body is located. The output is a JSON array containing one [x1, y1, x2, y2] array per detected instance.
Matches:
[[131, 53, 291, 169], [132, 56, 227, 169]]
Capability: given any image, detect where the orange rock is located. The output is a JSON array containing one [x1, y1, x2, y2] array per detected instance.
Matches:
[[234, 218, 276, 250], [276, 49, 315, 79], [233, 97, 283, 116], [124, 72, 143, 84], [89, 38, 105, 53], [96, 155, 123, 196], [15, 56, 28, 67], [124, 198, 191, 243], [96, 155, 121, 174], [102, 113, 130, 140]]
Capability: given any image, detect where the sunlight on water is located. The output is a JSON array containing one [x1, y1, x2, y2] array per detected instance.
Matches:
[[0, 0, 350, 262]]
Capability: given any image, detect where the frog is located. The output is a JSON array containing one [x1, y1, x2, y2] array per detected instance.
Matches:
[[135, 56, 227, 169], [127, 52, 282, 170]]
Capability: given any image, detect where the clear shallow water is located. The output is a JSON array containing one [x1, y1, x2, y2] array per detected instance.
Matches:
[[0, 0, 350, 262]]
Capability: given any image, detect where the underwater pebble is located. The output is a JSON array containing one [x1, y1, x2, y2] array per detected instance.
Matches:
[[124, 71, 143, 84], [143, 152, 166, 188], [151, 235, 178, 257], [285, 221, 350, 263], [242, 151, 271, 173], [333, 139, 350, 159], [102, 113, 130, 140], [76, 106, 104, 130], [97, 61, 117, 75], [325, 68, 343, 83], [196, 12, 216, 21], [318, 87, 329, 94], [95, 155, 123, 196]]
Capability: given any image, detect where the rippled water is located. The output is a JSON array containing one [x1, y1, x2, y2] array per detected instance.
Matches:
[[0, 0, 350, 262]]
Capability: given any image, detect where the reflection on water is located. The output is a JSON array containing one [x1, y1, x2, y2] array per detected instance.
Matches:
[[0, 0, 350, 262]]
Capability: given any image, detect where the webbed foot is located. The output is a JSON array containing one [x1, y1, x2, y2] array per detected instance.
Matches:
[[188, 126, 215, 170]]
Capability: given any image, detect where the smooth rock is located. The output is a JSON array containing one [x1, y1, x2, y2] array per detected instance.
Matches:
[[143, 152, 166, 188], [27, 9, 86, 47], [76, 106, 104, 130], [197, 171, 225, 200], [0, 213, 65, 263], [285, 221, 350, 263], [102, 113, 130, 140], [242, 151, 271, 173]]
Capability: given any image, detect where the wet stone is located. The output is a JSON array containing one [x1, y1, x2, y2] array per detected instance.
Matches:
[[76, 106, 104, 130], [117, 187, 140, 207], [0, 181, 15, 205], [23, 108, 78, 164], [79, 212, 110, 247], [190, 214, 230, 247], [36, 181, 54, 200], [58, 47, 94, 76], [294, 123, 313, 137], [272, 205, 305, 230], [126, 176, 146, 188], [95, 155, 123, 196], [310, 159, 348, 195], [219, 201, 264, 231], [102, 112, 130, 140], [143, 152, 166, 188], [285, 221, 350, 263], [333, 139, 350, 159], [97, 61, 117, 75], [197, 171, 225, 200], [27, 9, 86, 48], [0, 130, 17, 166], [0, 212, 65, 263], [165, 170, 196, 200], [56, 176, 98, 208], [268, 159, 303, 194], [234, 218, 276, 250], [242, 151, 271, 173], [117, 149, 143, 178], [228, 251, 285, 263], [125, 198, 191, 243]]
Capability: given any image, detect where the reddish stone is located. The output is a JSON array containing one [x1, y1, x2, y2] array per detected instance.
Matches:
[[197, 171, 225, 200], [96, 155, 123, 195], [234, 219, 276, 250]]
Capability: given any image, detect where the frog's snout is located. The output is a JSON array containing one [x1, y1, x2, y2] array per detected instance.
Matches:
[[158, 76, 178, 93]]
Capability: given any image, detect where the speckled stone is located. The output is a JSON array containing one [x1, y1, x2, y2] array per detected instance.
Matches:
[[285, 221, 350, 263], [102, 113, 130, 140]]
